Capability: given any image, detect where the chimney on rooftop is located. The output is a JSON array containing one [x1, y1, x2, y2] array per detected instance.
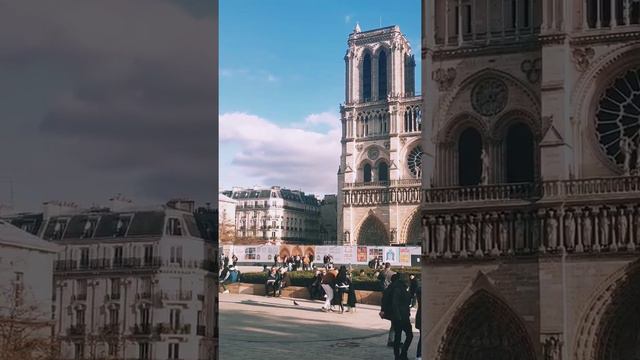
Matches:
[[109, 194, 134, 212], [42, 200, 79, 219], [167, 199, 195, 213]]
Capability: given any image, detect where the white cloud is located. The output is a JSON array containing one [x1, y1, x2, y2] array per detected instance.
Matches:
[[345, 15, 352, 24], [219, 112, 341, 195]]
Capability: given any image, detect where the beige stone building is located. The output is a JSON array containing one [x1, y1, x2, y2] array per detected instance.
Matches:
[[421, 0, 640, 359], [338, 24, 423, 245]]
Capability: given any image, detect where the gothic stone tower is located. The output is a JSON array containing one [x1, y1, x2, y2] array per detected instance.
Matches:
[[421, 0, 640, 359], [337, 24, 423, 245]]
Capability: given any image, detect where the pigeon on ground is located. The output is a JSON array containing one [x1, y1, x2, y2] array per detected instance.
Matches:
[[293, 300, 300, 306]]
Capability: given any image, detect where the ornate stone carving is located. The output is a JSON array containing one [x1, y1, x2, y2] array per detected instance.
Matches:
[[435, 218, 446, 256], [521, 58, 542, 83], [499, 215, 509, 254], [546, 211, 558, 250], [482, 214, 493, 256], [384, 141, 390, 150], [367, 147, 380, 160], [571, 47, 595, 72], [451, 217, 462, 253], [564, 211, 576, 250], [599, 209, 609, 250], [466, 215, 480, 257], [582, 211, 592, 251], [471, 77, 508, 116], [616, 207, 627, 251], [356, 144, 363, 151], [515, 213, 525, 251], [432, 68, 457, 91], [542, 335, 562, 360], [481, 148, 490, 185]]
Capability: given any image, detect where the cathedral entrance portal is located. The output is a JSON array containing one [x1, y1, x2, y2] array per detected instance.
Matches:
[[357, 216, 389, 245], [438, 291, 536, 360]]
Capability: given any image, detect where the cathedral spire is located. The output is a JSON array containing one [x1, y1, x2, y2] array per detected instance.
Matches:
[[354, 22, 361, 33]]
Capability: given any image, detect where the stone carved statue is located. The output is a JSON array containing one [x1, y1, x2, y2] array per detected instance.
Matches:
[[481, 149, 490, 185], [436, 218, 446, 255], [466, 216, 479, 256], [499, 218, 509, 254], [515, 213, 525, 251], [621, 136, 633, 175], [564, 212, 575, 250], [483, 214, 493, 255], [452, 219, 462, 253], [543, 336, 562, 360], [546, 212, 558, 250], [617, 208, 628, 250], [600, 209, 610, 249], [583, 213, 592, 250]]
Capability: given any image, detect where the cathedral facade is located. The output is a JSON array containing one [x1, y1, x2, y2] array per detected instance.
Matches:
[[337, 24, 423, 245], [421, 1, 640, 359]]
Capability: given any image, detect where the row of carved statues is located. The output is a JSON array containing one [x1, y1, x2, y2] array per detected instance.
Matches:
[[422, 204, 640, 258], [343, 187, 422, 206]]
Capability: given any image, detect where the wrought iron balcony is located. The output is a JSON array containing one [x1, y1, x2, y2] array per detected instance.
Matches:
[[131, 323, 152, 335], [67, 324, 85, 336], [157, 290, 193, 302]]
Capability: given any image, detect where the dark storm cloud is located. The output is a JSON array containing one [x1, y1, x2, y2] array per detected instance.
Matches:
[[0, 0, 217, 210]]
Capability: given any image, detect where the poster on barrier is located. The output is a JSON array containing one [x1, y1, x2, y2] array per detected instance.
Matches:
[[367, 246, 384, 264], [383, 247, 400, 264], [399, 248, 411, 266], [356, 246, 368, 263]]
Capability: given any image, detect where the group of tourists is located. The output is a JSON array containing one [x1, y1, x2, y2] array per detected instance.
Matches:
[[273, 253, 314, 271], [264, 265, 292, 297], [312, 264, 357, 313], [219, 263, 241, 294], [379, 262, 422, 360]]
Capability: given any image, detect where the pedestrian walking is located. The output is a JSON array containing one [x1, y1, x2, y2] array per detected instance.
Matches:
[[378, 262, 397, 345], [415, 283, 422, 360], [320, 267, 336, 312], [335, 265, 350, 313], [390, 274, 413, 360]]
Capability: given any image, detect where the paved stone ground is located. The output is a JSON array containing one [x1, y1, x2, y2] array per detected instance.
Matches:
[[219, 293, 422, 360]]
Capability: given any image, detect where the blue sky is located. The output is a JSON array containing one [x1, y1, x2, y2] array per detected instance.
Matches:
[[219, 0, 421, 196]]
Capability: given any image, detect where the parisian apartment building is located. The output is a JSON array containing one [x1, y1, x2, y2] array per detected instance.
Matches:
[[222, 186, 326, 245], [4, 196, 219, 360]]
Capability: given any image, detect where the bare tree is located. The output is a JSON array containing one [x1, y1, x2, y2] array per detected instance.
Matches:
[[0, 286, 59, 360]]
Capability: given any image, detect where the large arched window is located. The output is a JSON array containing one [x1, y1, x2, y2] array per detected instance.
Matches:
[[378, 50, 387, 100], [362, 52, 372, 101], [404, 54, 415, 96], [458, 128, 483, 186], [378, 162, 389, 182], [363, 163, 372, 183], [506, 123, 534, 183]]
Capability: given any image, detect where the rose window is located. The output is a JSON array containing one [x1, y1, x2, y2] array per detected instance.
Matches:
[[595, 68, 640, 171], [407, 146, 424, 178]]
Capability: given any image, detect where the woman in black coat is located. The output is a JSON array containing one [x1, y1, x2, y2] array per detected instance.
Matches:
[[335, 265, 351, 313], [346, 268, 357, 312], [415, 284, 422, 360]]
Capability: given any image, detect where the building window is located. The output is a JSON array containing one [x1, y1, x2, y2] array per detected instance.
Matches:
[[76, 279, 87, 301], [506, 123, 534, 183], [110, 278, 121, 299], [378, 50, 387, 100], [140, 307, 150, 326], [76, 309, 85, 326], [169, 309, 181, 329], [143, 245, 153, 265], [378, 162, 389, 182], [362, 52, 372, 101], [138, 342, 150, 360], [170, 246, 183, 265], [407, 146, 424, 179], [141, 278, 152, 298], [245, 248, 256, 260], [113, 246, 123, 267], [458, 128, 483, 186], [363, 163, 372, 183], [166, 218, 183, 236], [108, 342, 118, 357], [109, 307, 119, 326], [74, 343, 84, 360], [168, 343, 180, 360], [79, 247, 90, 268]]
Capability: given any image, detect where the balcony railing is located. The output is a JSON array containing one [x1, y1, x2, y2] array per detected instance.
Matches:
[[67, 324, 85, 336], [54, 257, 162, 272], [131, 323, 152, 335], [100, 323, 120, 336], [157, 290, 193, 302], [155, 323, 191, 335], [422, 176, 640, 261]]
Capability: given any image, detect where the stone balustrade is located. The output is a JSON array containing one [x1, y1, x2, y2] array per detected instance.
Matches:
[[422, 176, 640, 260], [342, 184, 422, 206]]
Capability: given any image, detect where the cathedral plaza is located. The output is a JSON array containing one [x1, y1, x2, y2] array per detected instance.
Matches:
[[218, 293, 419, 360]]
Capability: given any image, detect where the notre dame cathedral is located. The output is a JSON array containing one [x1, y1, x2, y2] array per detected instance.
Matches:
[[337, 24, 423, 246], [421, 0, 640, 359]]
